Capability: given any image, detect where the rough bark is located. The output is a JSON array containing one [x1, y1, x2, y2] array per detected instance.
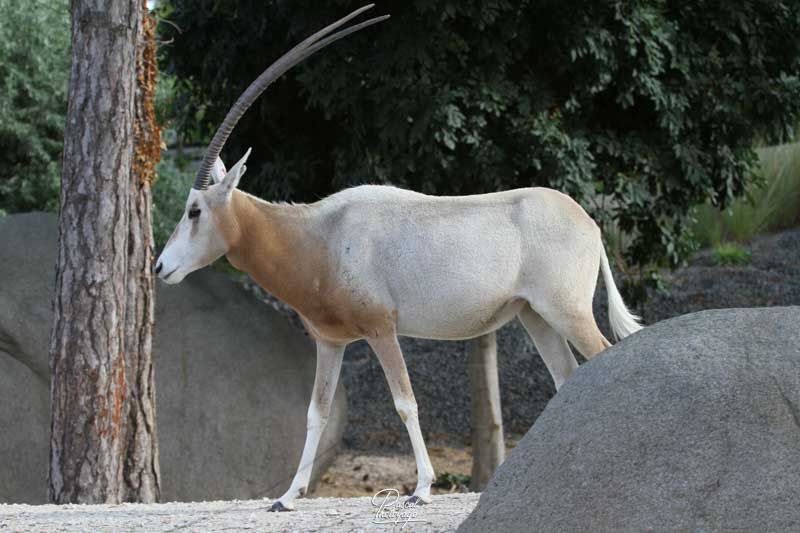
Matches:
[[468, 332, 505, 491], [122, 1, 161, 503], [48, 0, 142, 504]]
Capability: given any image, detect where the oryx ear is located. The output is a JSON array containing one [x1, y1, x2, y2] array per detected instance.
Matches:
[[219, 148, 252, 197], [211, 157, 227, 184]]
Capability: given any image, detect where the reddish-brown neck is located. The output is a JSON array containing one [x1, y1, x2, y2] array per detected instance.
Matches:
[[223, 191, 325, 316]]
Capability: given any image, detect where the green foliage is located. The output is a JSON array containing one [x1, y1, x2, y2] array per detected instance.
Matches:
[[432, 471, 471, 492], [154, 72, 215, 148], [757, 143, 800, 230], [0, 0, 70, 213], [154, 74, 179, 147], [692, 143, 800, 247], [152, 155, 194, 248], [161, 0, 800, 270], [711, 243, 751, 266]]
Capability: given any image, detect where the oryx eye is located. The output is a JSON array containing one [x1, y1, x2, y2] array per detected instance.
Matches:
[[188, 208, 201, 219]]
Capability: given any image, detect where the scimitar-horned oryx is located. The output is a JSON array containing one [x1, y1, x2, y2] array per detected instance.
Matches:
[[155, 4, 643, 512]]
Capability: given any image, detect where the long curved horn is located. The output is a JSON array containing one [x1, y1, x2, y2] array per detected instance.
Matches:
[[193, 4, 389, 190]]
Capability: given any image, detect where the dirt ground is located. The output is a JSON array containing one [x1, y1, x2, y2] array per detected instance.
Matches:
[[310, 442, 517, 498]]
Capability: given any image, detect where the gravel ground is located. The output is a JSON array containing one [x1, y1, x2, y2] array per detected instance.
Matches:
[[0, 494, 479, 532], [641, 228, 800, 323], [243, 227, 800, 451]]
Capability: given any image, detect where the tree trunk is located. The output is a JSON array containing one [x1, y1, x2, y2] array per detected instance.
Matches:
[[468, 332, 505, 491], [122, 1, 161, 503], [48, 0, 142, 504]]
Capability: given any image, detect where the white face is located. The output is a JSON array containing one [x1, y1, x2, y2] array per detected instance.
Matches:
[[155, 189, 228, 284], [155, 150, 250, 284]]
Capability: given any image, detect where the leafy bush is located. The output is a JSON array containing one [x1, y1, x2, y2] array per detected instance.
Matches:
[[711, 243, 751, 266], [152, 156, 194, 248], [432, 471, 471, 492], [0, 0, 70, 213], [692, 143, 800, 247], [161, 0, 800, 272]]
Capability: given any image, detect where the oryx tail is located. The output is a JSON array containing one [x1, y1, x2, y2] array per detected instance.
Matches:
[[599, 242, 643, 340]]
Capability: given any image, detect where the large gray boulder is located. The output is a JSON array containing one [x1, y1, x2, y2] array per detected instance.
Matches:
[[0, 212, 345, 503], [460, 307, 800, 533]]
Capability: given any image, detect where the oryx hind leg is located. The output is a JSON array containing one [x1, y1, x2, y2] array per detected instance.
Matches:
[[367, 332, 435, 504], [269, 340, 345, 512], [517, 304, 578, 390], [534, 301, 611, 361], [523, 228, 611, 361]]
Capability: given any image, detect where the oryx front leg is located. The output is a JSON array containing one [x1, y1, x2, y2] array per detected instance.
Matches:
[[367, 333, 435, 505], [269, 340, 345, 512]]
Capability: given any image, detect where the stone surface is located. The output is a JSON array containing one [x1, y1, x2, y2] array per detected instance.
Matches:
[[0, 213, 345, 503], [459, 307, 800, 533]]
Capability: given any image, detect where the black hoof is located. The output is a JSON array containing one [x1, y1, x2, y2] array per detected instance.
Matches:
[[268, 501, 292, 512], [406, 495, 428, 506]]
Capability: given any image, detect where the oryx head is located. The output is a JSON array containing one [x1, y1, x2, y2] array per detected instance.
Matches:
[[155, 152, 250, 284], [155, 4, 389, 284]]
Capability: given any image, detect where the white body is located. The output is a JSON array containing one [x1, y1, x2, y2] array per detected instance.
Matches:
[[307, 185, 616, 341], [156, 154, 642, 510]]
